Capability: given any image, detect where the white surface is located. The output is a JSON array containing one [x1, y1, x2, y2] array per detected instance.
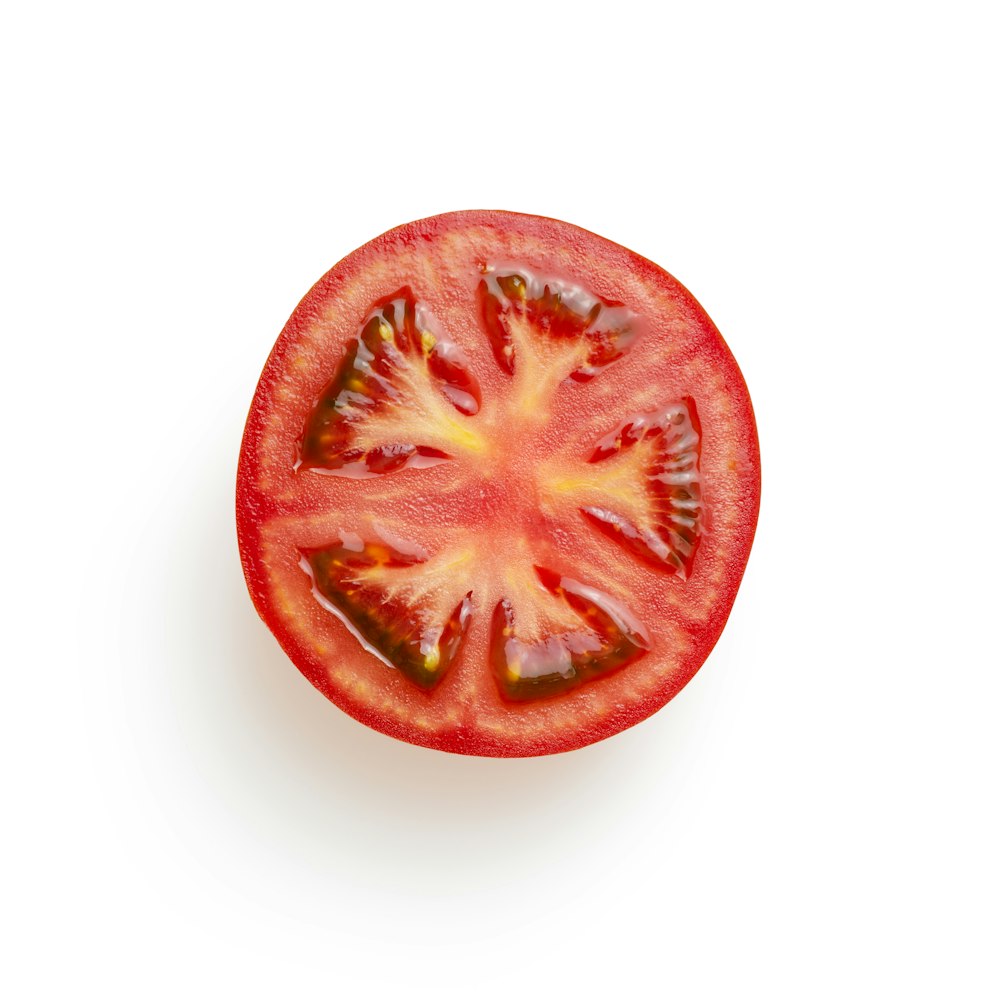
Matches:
[[4, 2, 998, 997]]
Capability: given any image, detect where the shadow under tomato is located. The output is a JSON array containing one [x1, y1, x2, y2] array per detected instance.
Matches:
[[132, 410, 703, 930]]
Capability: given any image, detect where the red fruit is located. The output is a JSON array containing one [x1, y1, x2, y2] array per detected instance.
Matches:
[[237, 210, 760, 757]]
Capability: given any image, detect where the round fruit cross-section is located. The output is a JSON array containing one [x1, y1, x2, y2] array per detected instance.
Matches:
[[237, 211, 760, 757]]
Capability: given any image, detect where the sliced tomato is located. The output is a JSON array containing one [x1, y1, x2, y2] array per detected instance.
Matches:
[[237, 210, 760, 757]]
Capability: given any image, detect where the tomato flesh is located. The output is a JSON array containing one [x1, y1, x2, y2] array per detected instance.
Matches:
[[237, 211, 760, 757]]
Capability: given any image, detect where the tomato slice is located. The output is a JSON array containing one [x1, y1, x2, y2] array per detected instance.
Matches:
[[237, 210, 760, 757]]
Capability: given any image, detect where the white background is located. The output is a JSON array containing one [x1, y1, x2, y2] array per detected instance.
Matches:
[[3, 2, 998, 997]]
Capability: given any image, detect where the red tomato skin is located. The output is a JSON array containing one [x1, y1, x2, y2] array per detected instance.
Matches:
[[237, 210, 760, 757]]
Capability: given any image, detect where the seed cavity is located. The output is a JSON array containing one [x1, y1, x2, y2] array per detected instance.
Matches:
[[477, 266, 639, 382], [490, 566, 649, 702], [297, 289, 482, 477], [301, 531, 473, 690], [582, 398, 704, 578]]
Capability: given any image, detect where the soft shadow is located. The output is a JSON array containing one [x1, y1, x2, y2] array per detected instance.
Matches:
[[130, 415, 702, 925]]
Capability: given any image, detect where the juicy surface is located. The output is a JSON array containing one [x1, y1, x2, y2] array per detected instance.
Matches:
[[237, 211, 760, 756], [298, 289, 481, 477], [491, 567, 651, 701]]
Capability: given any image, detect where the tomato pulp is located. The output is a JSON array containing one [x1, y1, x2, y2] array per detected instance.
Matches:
[[237, 211, 760, 757]]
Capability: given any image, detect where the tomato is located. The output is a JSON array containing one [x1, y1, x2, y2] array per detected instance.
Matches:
[[237, 210, 760, 757]]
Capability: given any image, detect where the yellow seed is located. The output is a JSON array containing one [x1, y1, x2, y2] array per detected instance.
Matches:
[[424, 645, 441, 672], [378, 321, 393, 341], [507, 659, 522, 680], [420, 330, 437, 355]]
